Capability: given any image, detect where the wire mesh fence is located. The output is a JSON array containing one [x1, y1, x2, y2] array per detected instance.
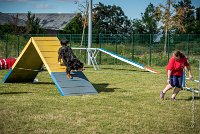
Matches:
[[0, 34, 200, 67]]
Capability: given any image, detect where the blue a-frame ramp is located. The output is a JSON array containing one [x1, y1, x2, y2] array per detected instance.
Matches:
[[3, 37, 97, 96], [51, 72, 97, 96]]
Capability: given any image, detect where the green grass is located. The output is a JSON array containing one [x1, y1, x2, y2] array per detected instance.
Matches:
[[0, 65, 200, 134]]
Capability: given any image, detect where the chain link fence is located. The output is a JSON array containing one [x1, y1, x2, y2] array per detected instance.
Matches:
[[0, 34, 200, 67]]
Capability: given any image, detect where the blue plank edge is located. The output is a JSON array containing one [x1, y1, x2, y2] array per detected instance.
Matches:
[[3, 68, 13, 83], [50, 73, 65, 96], [98, 48, 144, 67]]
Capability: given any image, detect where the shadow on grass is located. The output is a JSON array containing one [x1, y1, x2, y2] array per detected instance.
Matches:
[[93, 83, 120, 93], [33, 82, 55, 85], [84, 66, 94, 69], [187, 96, 200, 100], [176, 96, 200, 101], [100, 67, 149, 73], [0, 91, 33, 95]]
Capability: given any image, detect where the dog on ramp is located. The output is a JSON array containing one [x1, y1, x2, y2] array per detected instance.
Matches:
[[58, 39, 84, 79]]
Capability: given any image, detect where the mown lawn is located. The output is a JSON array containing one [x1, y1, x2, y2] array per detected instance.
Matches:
[[0, 65, 199, 134]]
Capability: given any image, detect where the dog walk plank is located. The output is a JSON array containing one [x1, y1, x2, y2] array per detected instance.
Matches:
[[51, 72, 97, 96], [97, 48, 159, 74]]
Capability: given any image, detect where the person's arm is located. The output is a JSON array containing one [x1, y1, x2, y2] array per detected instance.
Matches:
[[166, 57, 174, 83], [167, 70, 172, 83], [185, 58, 193, 79], [186, 65, 193, 79]]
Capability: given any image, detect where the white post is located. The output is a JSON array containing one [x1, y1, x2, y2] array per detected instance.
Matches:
[[88, 0, 92, 65]]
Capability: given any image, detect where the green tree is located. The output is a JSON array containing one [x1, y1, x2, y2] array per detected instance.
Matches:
[[92, 2, 132, 34], [0, 23, 14, 35], [156, 0, 188, 54], [195, 7, 200, 34], [142, 3, 159, 34], [62, 13, 83, 34], [131, 19, 146, 34], [26, 12, 44, 34], [174, 0, 195, 33]]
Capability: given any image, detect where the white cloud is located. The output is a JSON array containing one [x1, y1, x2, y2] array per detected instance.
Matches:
[[34, 4, 54, 9]]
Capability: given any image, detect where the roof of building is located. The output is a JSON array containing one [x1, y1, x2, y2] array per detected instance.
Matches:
[[0, 13, 76, 30], [0, 13, 26, 26]]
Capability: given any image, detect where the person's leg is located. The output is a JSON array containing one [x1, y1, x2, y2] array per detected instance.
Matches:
[[171, 76, 182, 100], [160, 76, 174, 99], [171, 88, 180, 100], [160, 84, 172, 99], [163, 84, 173, 93]]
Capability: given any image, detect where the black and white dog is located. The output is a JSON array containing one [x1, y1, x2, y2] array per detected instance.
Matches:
[[58, 39, 84, 79]]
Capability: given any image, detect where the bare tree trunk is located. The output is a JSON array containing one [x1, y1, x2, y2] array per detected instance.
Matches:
[[81, 1, 89, 47], [164, 27, 168, 55], [164, 0, 170, 55]]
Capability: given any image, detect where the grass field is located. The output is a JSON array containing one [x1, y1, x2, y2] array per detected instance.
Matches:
[[0, 65, 200, 134]]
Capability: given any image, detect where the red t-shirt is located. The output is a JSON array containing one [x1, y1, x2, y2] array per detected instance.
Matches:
[[166, 56, 189, 76]]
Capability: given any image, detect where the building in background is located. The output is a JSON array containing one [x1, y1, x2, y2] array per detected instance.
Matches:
[[0, 12, 76, 34]]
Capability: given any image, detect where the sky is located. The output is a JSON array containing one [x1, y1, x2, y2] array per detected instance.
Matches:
[[0, 0, 200, 19]]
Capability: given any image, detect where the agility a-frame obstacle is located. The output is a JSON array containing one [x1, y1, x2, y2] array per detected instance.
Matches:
[[3, 37, 97, 96]]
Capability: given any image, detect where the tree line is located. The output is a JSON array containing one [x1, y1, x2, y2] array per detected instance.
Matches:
[[64, 0, 200, 35], [0, 0, 199, 35]]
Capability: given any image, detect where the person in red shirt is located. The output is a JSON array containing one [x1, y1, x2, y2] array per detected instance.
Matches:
[[160, 50, 193, 101]]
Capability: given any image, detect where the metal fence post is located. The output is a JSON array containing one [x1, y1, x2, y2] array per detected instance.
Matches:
[[149, 34, 152, 66], [6, 34, 8, 58], [17, 35, 20, 57], [99, 34, 102, 65], [84, 34, 86, 63], [187, 34, 189, 58], [199, 59, 200, 96], [132, 33, 134, 61], [115, 35, 117, 64], [70, 34, 72, 43], [167, 33, 170, 61]]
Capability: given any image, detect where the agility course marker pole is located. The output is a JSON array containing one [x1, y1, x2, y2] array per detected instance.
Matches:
[[191, 87, 195, 128]]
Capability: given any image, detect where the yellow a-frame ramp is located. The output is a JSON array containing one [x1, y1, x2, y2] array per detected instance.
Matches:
[[3, 37, 97, 96]]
